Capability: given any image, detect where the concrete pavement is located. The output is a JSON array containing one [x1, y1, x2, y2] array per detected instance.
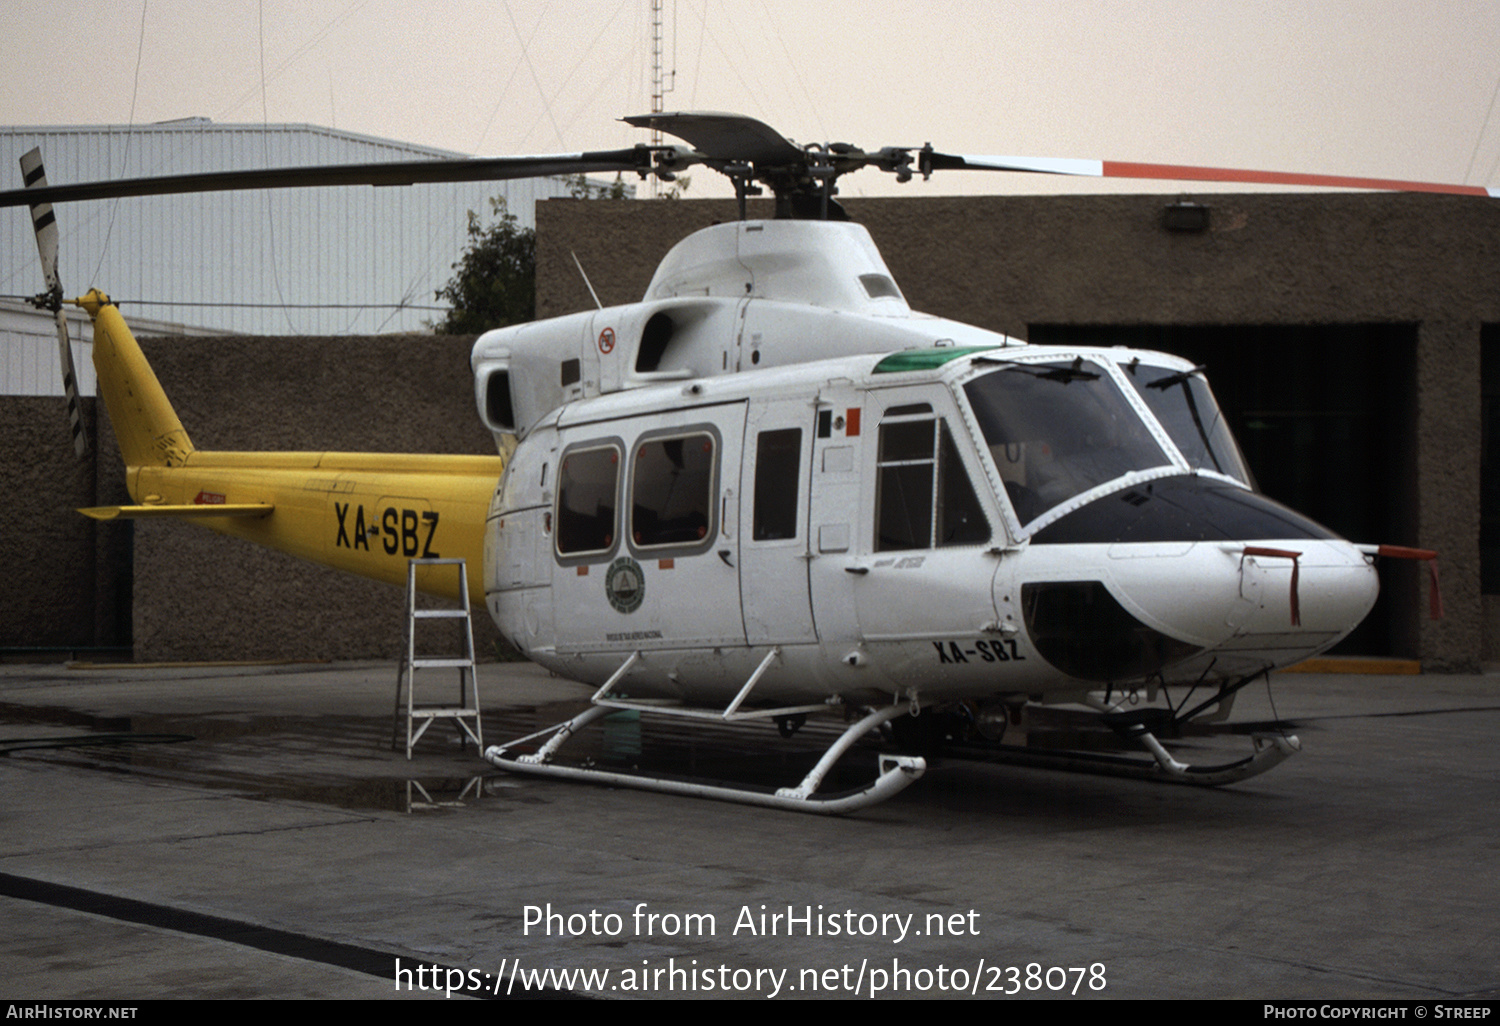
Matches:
[[1, 660, 1496, 1000]]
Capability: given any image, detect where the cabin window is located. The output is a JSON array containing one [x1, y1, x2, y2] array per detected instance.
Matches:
[[752, 428, 802, 541], [630, 430, 717, 550], [555, 443, 621, 556], [875, 415, 988, 550]]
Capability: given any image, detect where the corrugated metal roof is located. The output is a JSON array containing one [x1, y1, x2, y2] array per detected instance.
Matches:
[[1, 123, 608, 384]]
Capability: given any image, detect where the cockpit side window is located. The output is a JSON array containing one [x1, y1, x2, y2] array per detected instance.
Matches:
[[1122, 363, 1253, 486], [875, 414, 989, 551]]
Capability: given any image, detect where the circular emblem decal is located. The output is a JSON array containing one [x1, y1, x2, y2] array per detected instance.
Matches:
[[597, 327, 616, 354], [605, 556, 644, 613]]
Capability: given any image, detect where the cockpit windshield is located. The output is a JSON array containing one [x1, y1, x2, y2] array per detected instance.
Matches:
[[1120, 363, 1252, 486], [962, 359, 1172, 526]]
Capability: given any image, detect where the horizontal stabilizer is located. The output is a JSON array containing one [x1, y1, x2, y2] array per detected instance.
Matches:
[[79, 503, 274, 521]]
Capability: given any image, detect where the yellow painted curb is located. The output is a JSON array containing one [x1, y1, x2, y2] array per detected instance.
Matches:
[[1282, 657, 1421, 675]]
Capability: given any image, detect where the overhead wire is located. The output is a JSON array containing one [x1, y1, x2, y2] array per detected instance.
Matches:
[[562, 37, 645, 141], [472, 3, 552, 155], [214, 0, 371, 122], [549, 1, 636, 140], [501, 0, 567, 150], [261, 1, 445, 333], [689, 0, 707, 107], [688, 4, 773, 125], [477, 1, 640, 153], [10, 4, 595, 335], [234, 0, 420, 332], [1483, 92, 1500, 189], [92, 0, 150, 288], [376, 207, 456, 332], [257, 0, 298, 334], [34, 2, 369, 315], [1465, 63, 1500, 186], [1485, 151, 1500, 192], [755, 0, 827, 141]]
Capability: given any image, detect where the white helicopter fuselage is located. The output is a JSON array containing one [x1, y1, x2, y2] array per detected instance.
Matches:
[[8, 113, 1441, 808], [472, 220, 1378, 713]]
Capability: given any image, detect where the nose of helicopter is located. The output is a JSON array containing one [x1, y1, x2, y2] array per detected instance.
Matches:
[[1102, 537, 1381, 665], [1020, 538, 1380, 684], [1018, 477, 1383, 681]]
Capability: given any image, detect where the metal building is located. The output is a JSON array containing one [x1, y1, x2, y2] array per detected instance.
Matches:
[[1, 120, 593, 394]]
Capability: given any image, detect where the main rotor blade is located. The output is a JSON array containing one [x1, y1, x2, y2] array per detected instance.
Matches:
[[624, 111, 806, 166], [922, 150, 1500, 197], [0, 148, 656, 208]]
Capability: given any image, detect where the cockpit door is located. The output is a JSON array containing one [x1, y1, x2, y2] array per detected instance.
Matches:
[[849, 387, 1001, 645], [805, 382, 1026, 693]]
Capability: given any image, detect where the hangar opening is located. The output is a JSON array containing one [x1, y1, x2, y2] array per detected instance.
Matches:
[[1028, 324, 1418, 658], [1481, 324, 1500, 660]]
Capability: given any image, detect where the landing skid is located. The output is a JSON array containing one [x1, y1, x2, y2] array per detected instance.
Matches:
[[942, 730, 1300, 786], [893, 670, 1301, 787], [1085, 672, 1301, 784], [484, 703, 926, 814]]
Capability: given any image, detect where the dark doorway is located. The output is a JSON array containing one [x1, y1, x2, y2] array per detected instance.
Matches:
[[1481, 325, 1500, 597], [1028, 324, 1419, 657]]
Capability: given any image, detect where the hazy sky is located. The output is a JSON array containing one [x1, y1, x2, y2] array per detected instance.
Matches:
[[5, 0, 1500, 200]]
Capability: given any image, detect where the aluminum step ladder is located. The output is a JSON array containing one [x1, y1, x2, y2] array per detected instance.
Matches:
[[393, 558, 482, 759]]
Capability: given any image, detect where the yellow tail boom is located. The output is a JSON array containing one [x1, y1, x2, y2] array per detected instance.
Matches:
[[75, 290, 503, 604]]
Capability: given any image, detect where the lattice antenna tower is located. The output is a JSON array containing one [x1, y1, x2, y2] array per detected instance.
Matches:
[[649, 0, 676, 197]]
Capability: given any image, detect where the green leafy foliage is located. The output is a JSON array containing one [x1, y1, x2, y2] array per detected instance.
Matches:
[[434, 175, 651, 333], [433, 197, 535, 335], [566, 173, 630, 200]]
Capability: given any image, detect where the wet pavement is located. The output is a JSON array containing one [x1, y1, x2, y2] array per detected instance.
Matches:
[[0, 659, 1497, 1000]]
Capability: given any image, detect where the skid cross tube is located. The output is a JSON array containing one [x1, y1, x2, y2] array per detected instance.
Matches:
[[589, 647, 833, 722], [483, 699, 925, 814]]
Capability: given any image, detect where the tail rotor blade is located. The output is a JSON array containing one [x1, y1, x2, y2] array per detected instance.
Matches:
[[19, 148, 89, 458], [53, 310, 89, 457], [19, 149, 61, 295]]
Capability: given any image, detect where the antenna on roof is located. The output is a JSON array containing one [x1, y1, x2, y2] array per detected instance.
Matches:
[[648, 0, 676, 199]]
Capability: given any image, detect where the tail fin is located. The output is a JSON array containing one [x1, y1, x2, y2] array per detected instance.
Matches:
[[79, 289, 193, 467]]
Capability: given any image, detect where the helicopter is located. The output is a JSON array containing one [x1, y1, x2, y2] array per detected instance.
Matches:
[[3, 111, 1452, 814]]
